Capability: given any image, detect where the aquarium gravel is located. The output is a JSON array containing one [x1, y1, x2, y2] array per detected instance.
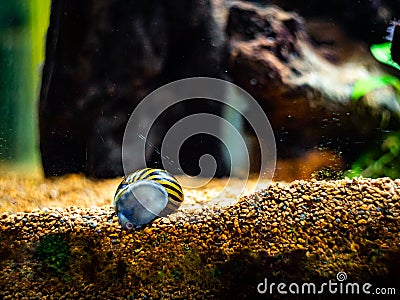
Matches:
[[0, 177, 400, 299]]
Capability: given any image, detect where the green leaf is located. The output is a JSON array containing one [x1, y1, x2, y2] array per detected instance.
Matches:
[[351, 75, 400, 100], [370, 42, 400, 71]]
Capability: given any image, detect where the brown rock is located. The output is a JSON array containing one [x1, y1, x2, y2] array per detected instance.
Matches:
[[226, 2, 400, 174]]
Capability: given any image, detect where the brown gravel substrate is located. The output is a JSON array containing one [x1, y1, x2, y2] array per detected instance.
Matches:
[[1, 177, 400, 299]]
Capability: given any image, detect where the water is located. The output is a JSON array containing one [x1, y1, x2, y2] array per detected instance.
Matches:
[[1, 0, 400, 298]]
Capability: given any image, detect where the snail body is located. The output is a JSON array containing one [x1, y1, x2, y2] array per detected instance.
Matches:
[[113, 168, 184, 229]]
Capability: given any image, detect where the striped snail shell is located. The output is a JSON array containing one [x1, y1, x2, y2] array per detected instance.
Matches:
[[113, 168, 184, 229]]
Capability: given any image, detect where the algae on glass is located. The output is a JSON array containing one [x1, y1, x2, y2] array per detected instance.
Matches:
[[0, 0, 50, 170]]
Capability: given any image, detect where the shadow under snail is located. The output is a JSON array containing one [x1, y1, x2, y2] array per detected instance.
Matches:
[[113, 168, 184, 229]]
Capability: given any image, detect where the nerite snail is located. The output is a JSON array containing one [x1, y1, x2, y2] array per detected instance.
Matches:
[[113, 168, 184, 229]]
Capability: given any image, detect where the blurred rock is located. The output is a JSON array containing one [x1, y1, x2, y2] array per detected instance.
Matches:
[[226, 2, 400, 168], [266, 0, 398, 44], [40, 0, 226, 178], [40, 0, 400, 179]]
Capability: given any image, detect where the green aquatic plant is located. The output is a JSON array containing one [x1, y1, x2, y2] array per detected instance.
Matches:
[[351, 75, 400, 100], [370, 42, 400, 71], [345, 131, 400, 179], [351, 42, 400, 101], [35, 234, 70, 274], [347, 39, 400, 179]]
